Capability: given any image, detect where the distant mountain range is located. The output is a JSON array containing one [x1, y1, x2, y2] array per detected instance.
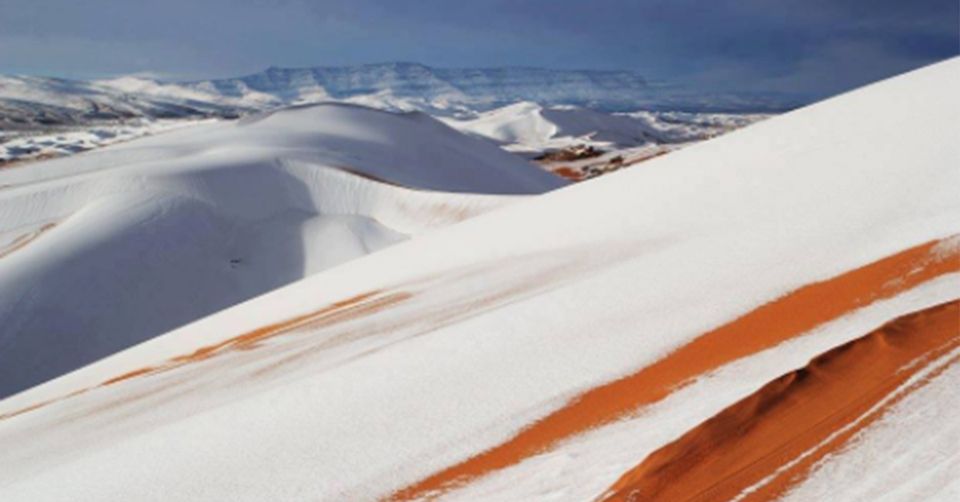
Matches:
[[0, 62, 801, 129], [182, 63, 650, 109]]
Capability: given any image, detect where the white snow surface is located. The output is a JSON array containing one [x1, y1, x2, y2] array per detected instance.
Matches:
[[0, 58, 957, 501]]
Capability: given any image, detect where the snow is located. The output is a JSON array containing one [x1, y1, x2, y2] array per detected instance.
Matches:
[[2, 64, 659, 133], [3, 63, 787, 136], [3, 65, 773, 169], [0, 75, 245, 130], [0, 119, 208, 165], [153, 63, 654, 112], [0, 58, 957, 501]]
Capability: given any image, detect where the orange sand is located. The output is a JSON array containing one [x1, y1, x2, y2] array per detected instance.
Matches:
[[388, 237, 959, 500], [0, 290, 410, 421], [551, 167, 585, 181], [0, 222, 56, 260], [170, 291, 407, 364], [600, 300, 960, 502]]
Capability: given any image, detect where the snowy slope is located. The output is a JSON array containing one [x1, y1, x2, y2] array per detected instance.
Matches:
[[0, 102, 560, 398], [0, 58, 957, 502]]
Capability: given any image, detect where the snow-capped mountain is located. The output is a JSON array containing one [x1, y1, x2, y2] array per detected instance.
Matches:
[[169, 63, 801, 113], [174, 63, 651, 111]]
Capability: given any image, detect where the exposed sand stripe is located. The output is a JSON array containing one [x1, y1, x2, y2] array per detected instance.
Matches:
[[0, 222, 56, 260], [99, 290, 413, 387], [0, 290, 410, 421], [388, 237, 960, 501], [599, 300, 960, 502]]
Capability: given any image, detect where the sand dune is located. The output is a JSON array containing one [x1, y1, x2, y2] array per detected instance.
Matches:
[[0, 103, 552, 398]]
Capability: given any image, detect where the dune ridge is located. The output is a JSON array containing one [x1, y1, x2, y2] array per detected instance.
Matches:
[[599, 300, 960, 502]]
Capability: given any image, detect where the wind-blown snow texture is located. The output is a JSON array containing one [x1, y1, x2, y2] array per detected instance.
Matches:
[[0, 59, 957, 502]]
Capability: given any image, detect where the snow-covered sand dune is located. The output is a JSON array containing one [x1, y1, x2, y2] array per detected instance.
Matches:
[[0, 103, 561, 397], [442, 101, 768, 154], [0, 58, 957, 502]]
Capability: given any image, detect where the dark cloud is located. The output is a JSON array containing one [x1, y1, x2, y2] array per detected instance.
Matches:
[[0, 0, 955, 98]]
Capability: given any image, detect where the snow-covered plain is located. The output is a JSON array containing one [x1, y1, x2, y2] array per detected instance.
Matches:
[[0, 58, 957, 502]]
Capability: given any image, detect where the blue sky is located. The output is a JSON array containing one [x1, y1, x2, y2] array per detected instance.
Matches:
[[0, 0, 956, 98]]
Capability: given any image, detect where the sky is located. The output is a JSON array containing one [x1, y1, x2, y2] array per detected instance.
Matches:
[[0, 0, 956, 99]]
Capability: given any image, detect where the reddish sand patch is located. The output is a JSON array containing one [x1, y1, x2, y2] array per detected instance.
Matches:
[[0, 222, 56, 259], [119, 290, 412, 383], [600, 300, 960, 502], [0, 152, 66, 169], [535, 145, 605, 163], [388, 237, 959, 501], [0, 400, 50, 422], [170, 291, 403, 364], [101, 367, 158, 386], [551, 167, 584, 181]]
